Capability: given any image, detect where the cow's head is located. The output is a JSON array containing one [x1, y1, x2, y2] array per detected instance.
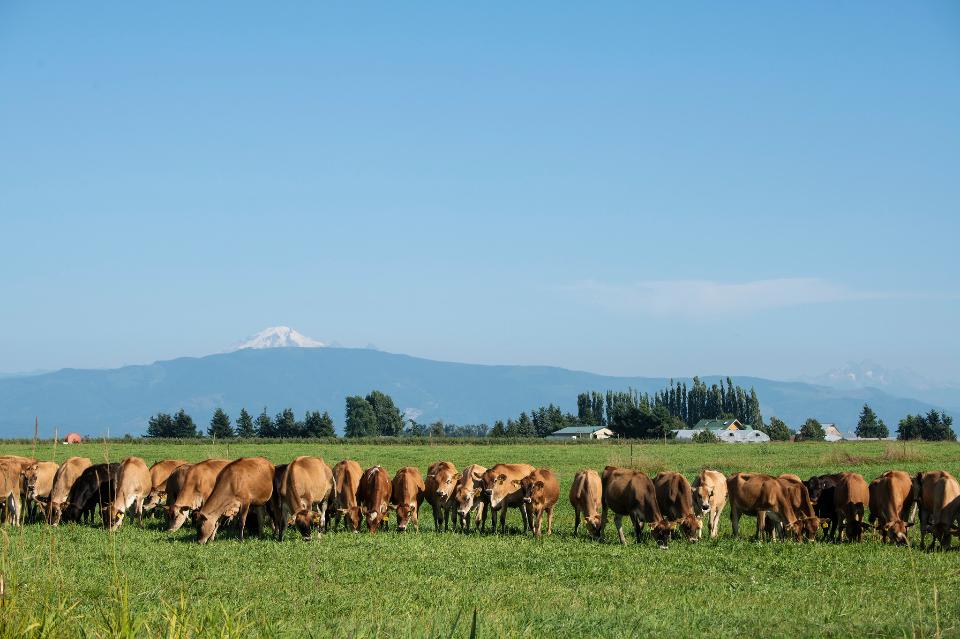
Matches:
[[584, 513, 603, 539], [651, 520, 673, 549], [365, 504, 388, 534], [194, 511, 217, 544], [519, 475, 545, 505], [394, 503, 416, 532], [789, 516, 821, 541], [885, 520, 913, 545], [430, 467, 458, 501], [805, 476, 829, 504], [22, 463, 40, 499], [338, 506, 361, 532], [294, 510, 314, 541], [482, 472, 520, 509], [677, 514, 702, 542], [693, 481, 712, 514]]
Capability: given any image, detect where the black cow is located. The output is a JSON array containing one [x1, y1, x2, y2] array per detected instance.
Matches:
[[62, 463, 120, 526], [806, 474, 840, 540]]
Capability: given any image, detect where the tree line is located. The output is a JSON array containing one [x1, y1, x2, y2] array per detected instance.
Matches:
[[146, 407, 335, 438]]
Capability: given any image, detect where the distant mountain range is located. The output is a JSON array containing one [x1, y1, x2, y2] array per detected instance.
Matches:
[[0, 341, 952, 438], [801, 360, 960, 413]]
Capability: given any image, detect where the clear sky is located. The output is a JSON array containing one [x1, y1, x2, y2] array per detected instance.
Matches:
[[1, 2, 958, 381]]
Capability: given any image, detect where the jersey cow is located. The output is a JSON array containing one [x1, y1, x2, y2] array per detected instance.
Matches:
[[167, 459, 230, 532], [196, 457, 274, 544], [691, 469, 727, 539], [654, 471, 701, 542], [868, 470, 918, 546], [391, 467, 425, 532], [916, 470, 960, 551], [520, 468, 559, 538], [452, 464, 487, 532], [47, 457, 92, 526], [570, 469, 603, 540], [108, 456, 152, 529], [331, 460, 363, 532], [357, 466, 391, 533], [481, 463, 536, 534], [425, 461, 458, 532], [601, 467, 673, 548], [280, 456, 334, 541]]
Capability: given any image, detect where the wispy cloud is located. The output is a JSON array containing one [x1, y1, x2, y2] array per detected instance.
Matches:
[[566, 277, 889, 317]]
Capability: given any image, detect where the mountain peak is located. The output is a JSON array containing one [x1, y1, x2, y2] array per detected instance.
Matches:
[[233, 326, 326, 350]]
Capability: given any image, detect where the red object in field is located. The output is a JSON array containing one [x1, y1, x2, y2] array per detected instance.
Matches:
[[65, 432, 82, 444]]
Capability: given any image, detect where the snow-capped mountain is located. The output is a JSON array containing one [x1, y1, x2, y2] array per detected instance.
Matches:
[[803, 361, 960, 411], [232, 326, 326, 350]]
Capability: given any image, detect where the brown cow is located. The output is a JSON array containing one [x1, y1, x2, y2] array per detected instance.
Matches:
[[280, 456, 334, 541], [601, 466, 673, 548], [916, 470, 960, 551], [0, 460, 24, 525], [452, 464, 488, 532], [357, 465, 391, 534], [691, 469, 727, 539], [47, 456, 92, 526], [163, 463, 193, 525], [332, 460, 363, 532], [196, 457, 274, 544], [266, 463, 288, 539], [654, 471, 701, 542], [143, 459, 188, 513], [868, 470, 918, 546], [832, 472, 869, 542], [481, 463, 535, 534], [22, 461, 58, 522], [425, 461, 458, 531], [520, 468, 559, 538], [108, 456, 152, 529], [167, 459, 230, 532], [391, 467, 425, 532], [569, 469, 603, 539], [727, 472, 819, 541]]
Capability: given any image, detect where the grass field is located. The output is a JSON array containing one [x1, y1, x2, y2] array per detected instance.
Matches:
[[2, 439, 959, 638]]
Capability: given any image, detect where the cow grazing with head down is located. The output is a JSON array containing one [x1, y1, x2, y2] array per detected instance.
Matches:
[[570, 469, 603, 540], [391, 467, 425, 532], [452, 464, 487, 532], [691, 469, 727, 540], [332, 460, 363, 532], [108, 456, 152, 529], [831, 472, 870, 542], [280, 456, 334, 541], [868, 470, 918, 546], [62, 463, 120, 526], [195, 457, 274, 544], [266, 463, 288, 539], [163, 463, 192, 526], [727, 473, 820, 541], [916, 470, 960, 551], [143, 459, 188, 514], [601, 466, 673, 548], [520, 468, 559, 538], [47, 457, 92, 526], [481, 463, 536, 534], [357, 466, 391, 534], [22, 461, 58, 523], [425, 461, 458, 532], [654, 472, 701, 542], [167, 459, 231, 532]]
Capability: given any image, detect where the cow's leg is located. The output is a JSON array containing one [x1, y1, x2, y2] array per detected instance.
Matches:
[[547, 506, 554, 536], [614, 515, 627, 545], [534, 509, 543, 538], [730, 505, 740, 538], [479, 503, 487, 533], [756, 511, 766, 542], [238, 504, 250, 541], [573, 509, 581, 537], [710, 508, 721, 540], [136, 496, 145, 527], [499, 506, 506, 534]]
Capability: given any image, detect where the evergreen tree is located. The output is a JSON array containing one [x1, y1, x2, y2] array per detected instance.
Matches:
[[235, 408, 256, 438], [255, 407, 277, 438], [490, 420, 507, 438], [303, 410, 336, 437], [855, 404, 889, 439], [763, 416, 793, 441], [345, 396, 378, 438], [515, 412, 535, 438], [207, 408, 234, 438], [366, 390, 404, 436], [274, 408, 301, 437], [146, 412, 174, 438], [897, 410, 955, 441], [172, 409, 199, 438], [797, 418, 825, 441]]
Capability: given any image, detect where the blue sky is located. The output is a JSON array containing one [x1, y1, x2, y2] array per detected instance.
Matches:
[[1, 2, 958, 381]]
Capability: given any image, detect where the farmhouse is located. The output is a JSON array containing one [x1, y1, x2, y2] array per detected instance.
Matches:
[[546, 426, 614, 440], [673, 419, 770, 443]]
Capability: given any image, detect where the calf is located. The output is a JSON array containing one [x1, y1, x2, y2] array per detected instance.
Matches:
[[520, 468, 559, 538], [481, 463, 535, 534], [108, 456, 152, 529], [47, 457, 92, 526], [569, 469, 603, 539], [167, 459, 230, 532], [280, 456, 334, 541], [916, 470, 960, 551], [691, 469, 727, 539], [654, 471, 701, 542], [727, 472, 819, 541], [22, 461, 58, 523], [833, 472, 869, 542], [601, 466, 673, 548], [196, 457, 274, 544], [452, 464, 488, 532], [143, 459, 188, 513], [357, 465, 391, 534], [62, 463, 120, 526], [425, 461, 458, 531], [332, 460, 363, 532], [868, 470, 918, 546], [391, 467, 425, 532]]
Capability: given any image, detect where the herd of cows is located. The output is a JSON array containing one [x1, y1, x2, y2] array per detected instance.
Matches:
[[2, 453, 959, 549]]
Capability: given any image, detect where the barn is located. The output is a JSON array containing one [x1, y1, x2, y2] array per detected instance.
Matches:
[[546, 426, 615, 440]]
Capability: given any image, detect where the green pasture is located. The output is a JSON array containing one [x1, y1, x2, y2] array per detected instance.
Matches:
[[1, 439, 959, 638]]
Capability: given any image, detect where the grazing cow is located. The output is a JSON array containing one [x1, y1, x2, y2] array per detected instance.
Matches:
[[62, 463, 120, 526], [267, 463, 288, 539], [691, 469, 727, 540], [391, 467, 425, 532], [280, 456, 334, 541], [727, 473, 819, 541], [868, 470, 918, 546], [47, 457, 92, 526], [520, 468, 559, 538], [832, 472, 870, 542], [654, 471, 701, 542], [196, 457, 274, 544], [481, 463, 536, 534], [22, 461, 58, 523], [167, 459, 230, 532], [332, 460, 363, 532], [143, 459, 188, 513], [916, 470, 960, 551], [600, 466, 673, 548], [425, 461, 458, 532], [452, 464, 488, 532], [805, 474, 841, 540], [357, 466, 391, 534], [0, 460, 25, 525], [569, 469, 603, 540], [163, 463, 192, 526], [108, 456, 152, 529]]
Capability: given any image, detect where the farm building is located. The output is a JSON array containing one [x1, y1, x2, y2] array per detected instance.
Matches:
[[822, 424, 857, 442], [546, 426, 615, 440], [673, 419, 770, 443], [64, 432, 83, 444]]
